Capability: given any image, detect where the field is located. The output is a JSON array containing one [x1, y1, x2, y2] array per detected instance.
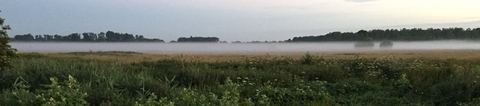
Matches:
[[2, 50, 480, 105], [39, 50, 480, 62]]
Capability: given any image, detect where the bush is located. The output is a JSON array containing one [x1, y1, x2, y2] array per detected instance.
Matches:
[[37, 75, 88, 106], [379, 40, 393, 49]]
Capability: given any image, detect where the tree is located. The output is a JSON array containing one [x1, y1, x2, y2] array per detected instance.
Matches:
[[123, 33, 135, 41], [105, 31, 115, 41], [44, 34, 53, 41], [379, 40, 393, 49], [137, 35, 145, 41], [35, 35, 45, 41], [0, 11, 17, 71], [82, 32, 92, 41], [97, 32, 106, 41], [13, 34, 34, 41], [69, 33, 81, 41], [356, 30, 369, 39], [82, 32, 96, 42], [53, 34, 62, 41]]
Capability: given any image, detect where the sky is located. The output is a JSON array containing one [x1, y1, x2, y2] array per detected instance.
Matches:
[[1, 0, 479, 41]]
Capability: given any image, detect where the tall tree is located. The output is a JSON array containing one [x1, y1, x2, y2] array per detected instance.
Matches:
[[105, 31, 115, 41], [97, 32, 106, 41], [82, 32, 96, 42], [35, 35, 45, 41], [67, 33, 81, 41], [0, 11, 17, 71], [44, 34, 53, 41], [53, 34, 62, 41], [123, 33, 135, 41]]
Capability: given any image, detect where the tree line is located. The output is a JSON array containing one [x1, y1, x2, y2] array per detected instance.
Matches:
[[176, 36, 220, 42], [287, 28, 480, 42], [12, 31, 164, 42]]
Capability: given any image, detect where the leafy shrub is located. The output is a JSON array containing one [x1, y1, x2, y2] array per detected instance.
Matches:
[[134, 93, 173, 106], [255, 81, 333, 105], [300, 52, 315, 65], [37, 75, 88, 106]]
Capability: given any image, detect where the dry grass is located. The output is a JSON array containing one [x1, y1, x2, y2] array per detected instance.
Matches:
[[36, 50, 480, 63]]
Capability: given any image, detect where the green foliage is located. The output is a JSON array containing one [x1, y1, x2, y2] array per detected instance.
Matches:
[[37, 75, 88, 106], [255, 81, 334, 105], [4, 53, 480, 105], [300, 52, 315, 65], [8, 77, 38, 106], [134, 93, 173, 106], [0, 12, 17, 72], [218, 77, 241, 106]]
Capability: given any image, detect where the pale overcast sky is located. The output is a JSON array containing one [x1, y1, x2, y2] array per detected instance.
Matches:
[[1, 0, 479, 41]]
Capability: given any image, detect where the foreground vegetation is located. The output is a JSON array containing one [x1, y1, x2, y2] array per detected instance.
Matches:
[[1, 53, 480, 105]]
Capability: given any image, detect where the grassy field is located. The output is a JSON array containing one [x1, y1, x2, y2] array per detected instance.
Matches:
[[2, 50, 480, 105], [38, 50, 480, 63]]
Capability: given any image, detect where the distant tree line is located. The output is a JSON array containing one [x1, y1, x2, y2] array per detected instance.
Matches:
[[11, 31, 164, 42], [287, 28, 480, 42], [176, 36, 219, 42]]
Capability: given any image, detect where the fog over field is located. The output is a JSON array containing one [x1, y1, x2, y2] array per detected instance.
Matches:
[[10, 40, 480, 54]]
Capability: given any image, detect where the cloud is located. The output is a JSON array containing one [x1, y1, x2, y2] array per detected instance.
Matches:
[[345, 0, 378, 3]]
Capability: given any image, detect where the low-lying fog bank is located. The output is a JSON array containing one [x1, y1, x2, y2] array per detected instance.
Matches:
[[10, 40, 480, 53]]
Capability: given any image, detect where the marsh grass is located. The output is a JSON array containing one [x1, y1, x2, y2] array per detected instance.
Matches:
[[2, 53, 480, 105]]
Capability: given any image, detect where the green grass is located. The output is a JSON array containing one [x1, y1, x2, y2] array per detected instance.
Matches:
[[1, 53, 480, 105]]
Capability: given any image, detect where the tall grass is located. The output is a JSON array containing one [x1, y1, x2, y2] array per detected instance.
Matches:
[[1, 53, 480, 105]]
